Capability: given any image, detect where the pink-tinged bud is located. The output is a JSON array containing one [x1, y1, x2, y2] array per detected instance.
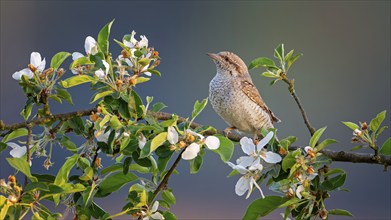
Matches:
[[353, 129, 363, 137]]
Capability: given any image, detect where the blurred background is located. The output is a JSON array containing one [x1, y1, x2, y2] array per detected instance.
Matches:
[[1, 1, 390, 219]]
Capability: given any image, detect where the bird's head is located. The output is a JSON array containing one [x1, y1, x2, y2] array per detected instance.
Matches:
[[207, 51, 248, 77]]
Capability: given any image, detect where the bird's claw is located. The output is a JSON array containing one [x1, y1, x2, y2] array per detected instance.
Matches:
[[224, 127, 236, 137]]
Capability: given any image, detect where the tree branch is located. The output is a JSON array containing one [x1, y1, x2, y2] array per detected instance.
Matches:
[[0, 108, 389, 166]]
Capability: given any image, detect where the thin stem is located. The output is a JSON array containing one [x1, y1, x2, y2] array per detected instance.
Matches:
[[25, 123, 32, 187], [281, 73, 316, 136], [149, 148, 185, 205]]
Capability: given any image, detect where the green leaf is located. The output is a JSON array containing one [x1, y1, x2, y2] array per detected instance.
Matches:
[[162, 190, 176, 205], [151, 132, 168, 152], [54, 154, 79, 186], [60, 136, 78, 153], [342, 121, 359, 131], [243, 196, 288, 220], [211, 135, 234, 163], [350, 146, 363, 151], [136, 77, 150, 84], [109, 115, 122, 130], [379, 137, 391, 155], [50, 52, 71, 69], [274, 44, 284, 61], [189, 155, 203, 174], [138, 58, 150, 66], [148, 69, 161, 77], [79, 167, 94, 181], [90, 90, 114, 103], [192, 98, 208, 119], [97, 19, 114, 55], [284, 49, 294, 62], [261, 72, 279, 78], [248, 57, 276, 70], [2, 128, 28, 142], [162, 211, 177, 220], [287, 53, 302, 70], [309, 126, 327, 148], [0, 142, 6, 153], [315, 139, 337, 152], [20, 100, 34, 121], [49, 94, 62, 103], [59, 75, 94, 88], [97, 172, 138, 197], [321, 173, 346, 191], [328, 209, 353, 217], [6, 158, 37, 182], [55, 88, 73, 105], [370, 110, 386, 133], [282, 149, 301, 171], [152, 102, 167, 112], [70, 57, 94, 72]]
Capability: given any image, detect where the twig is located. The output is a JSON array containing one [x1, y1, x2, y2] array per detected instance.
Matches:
[[281, 73, 316, 136], [25, 123, 32, 187], [149, 148, 185, 205]]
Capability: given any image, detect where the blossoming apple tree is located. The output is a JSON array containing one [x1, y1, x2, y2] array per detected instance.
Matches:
[[0, 21, 390, 220]]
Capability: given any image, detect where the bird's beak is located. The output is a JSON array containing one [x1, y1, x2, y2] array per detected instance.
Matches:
[[207, 53, 219, 61]]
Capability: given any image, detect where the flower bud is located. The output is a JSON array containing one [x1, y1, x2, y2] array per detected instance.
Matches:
[[28, 64, 37, 72], [353, 129, 363, 137], [361, 122, 368, 130], [121, 50, 130, 58], [116, 79, 123, 88], [8, 175, 16, 184], [123, 132, 130, 137], [90, 112, 100, 122], [169, 145, 177, 151], [178, 141, 186, 148], [43, 157, 54, 170], [319, 208, 328, 219], [97, 106, 102, 113], [8, 195, 18, 204], [57, 68, 65, 77], [41, 68, 54, 78], [286, 188, 295, 197], [94, 157, 102, 168], [306, 166, 315, 175], [129, 77, 137, 86], [187, 134, 195, 143], [279, 147, 287, 155], [153, 51, 159, 57], [13, 185, 21, 193], [0, 179, 7, 187]]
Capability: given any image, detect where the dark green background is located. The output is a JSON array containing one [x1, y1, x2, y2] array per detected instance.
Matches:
[[1, 1, 390, 219]]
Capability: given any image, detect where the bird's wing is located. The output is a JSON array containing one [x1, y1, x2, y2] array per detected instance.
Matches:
[[241, 80, 281, 123]]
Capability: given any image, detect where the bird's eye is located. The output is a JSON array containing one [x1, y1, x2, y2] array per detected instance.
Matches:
[[224, 57, 229, 61]]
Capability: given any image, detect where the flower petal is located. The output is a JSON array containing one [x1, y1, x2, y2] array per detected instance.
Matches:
[[143, 71, 152, 76], [227, 162, 248, 175], [102, 60, 110, 74], [151, 212, 164, 220], [240, 137, 255, 156], [123, 39, 135, 49], [167, 126, 178, 145], [248, 158, 263, 171], [261, 151, 282, 164], [205, 136, 220, 150], [37, 58, 46, 72], [235, 176, 250, 196], [30, 52, 42, 67], [181, 143, 200, 160], [130, 30, 137, 45], [138, 133, 147, 149], [85, 36, 97, 54], [139, 35, 148, 48], [296, 185, 304, 199], [95, 69, 105, 79], [72, 52, 84, 60], [304, 146, 313, 153], [256, 131, 274, 152], [8, 143, 27, 158], [95, 130, 110, 143], [236, 156, 256, 168], [186, 129, 204, 139], [151, 201, 159, 213], [251, 178, 265, 199]]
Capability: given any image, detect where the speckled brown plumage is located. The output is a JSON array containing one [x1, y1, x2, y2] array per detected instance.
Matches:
[[208, 51, 280, 138]]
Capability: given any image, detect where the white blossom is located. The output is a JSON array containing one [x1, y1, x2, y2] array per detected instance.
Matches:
[[138, 133, 147, 149], [85, 36, 99, 55], [296, 185, 305, 199], [239, 132, 281, 164], [141, 201, 164, 220], [181, 130, 220, 160], [167, 126, 178, 145], [12, 52, 46, 80], [7, 142, 31, 166], [94, 60, 110, 79], [72, 52, 84, 60]]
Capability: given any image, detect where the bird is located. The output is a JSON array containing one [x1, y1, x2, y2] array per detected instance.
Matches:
[[207, 51, 280, 140]]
